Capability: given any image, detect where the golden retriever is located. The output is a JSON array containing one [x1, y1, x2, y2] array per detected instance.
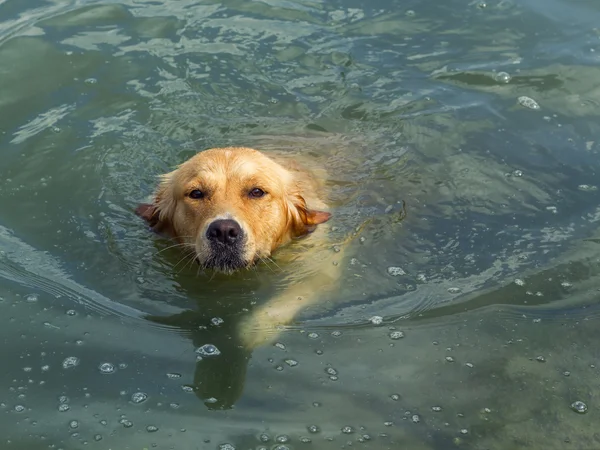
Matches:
[[136, 146, 343, 349]]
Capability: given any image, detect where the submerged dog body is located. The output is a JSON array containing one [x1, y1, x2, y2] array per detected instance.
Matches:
[[137, 147, 341, 348]]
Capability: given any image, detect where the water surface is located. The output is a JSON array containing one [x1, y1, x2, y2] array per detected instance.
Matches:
[[1, 0, 600, 448]]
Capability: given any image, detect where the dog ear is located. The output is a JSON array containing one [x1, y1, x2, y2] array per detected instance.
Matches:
[[287, 193, 331, 237], [135, 173, 176, 235]]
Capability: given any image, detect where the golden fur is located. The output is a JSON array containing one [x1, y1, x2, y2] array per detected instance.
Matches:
[[137, 146, 342, 348]]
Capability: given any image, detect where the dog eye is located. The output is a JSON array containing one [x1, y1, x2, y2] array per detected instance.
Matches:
[[189, 189, 205, 199], [249, 188, 266, 198]]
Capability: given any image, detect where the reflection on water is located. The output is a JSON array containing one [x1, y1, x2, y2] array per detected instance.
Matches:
[[1, 0, 600, 448]]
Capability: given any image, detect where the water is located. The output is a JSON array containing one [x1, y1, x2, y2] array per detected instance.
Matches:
[[1, 0, 600, 448]]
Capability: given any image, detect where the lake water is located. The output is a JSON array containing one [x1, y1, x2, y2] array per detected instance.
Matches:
[[1, 0, 600, 448]]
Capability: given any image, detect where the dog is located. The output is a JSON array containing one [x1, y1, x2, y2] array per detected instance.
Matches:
[[136, 146, 344, 349]]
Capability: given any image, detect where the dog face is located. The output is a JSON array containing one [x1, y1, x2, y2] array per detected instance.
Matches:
[[136, 147, 330, 273]]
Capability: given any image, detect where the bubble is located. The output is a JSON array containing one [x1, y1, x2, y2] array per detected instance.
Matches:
[[494, 71, 511, 83], [146, 425, 158, 432], [23, 367, 32, 373], [84, 78, 98, 85], [370, 316, 384, 325], [561, 281, 573, 288], [25, 294, 39, 302], [69, 420, 79, 429], [445, 356, 455, 362], [58, 395, 69, 404], [518, 96, 540, 110], [285, 359, 298, 367], [447, 287, 462, 294], [259, 433, 271, 442], [308, 332, 319, 339], [512, 170, 523, 177], [62, 357, 80, 369], [167, 373, 182, 379], [341, 426, 354, 434], [536, 356, 546, 363], [94, 434, 102, 441], [308, 425, 320, 433], [205, 397, 218, 404], [514, 279, 525, 286], [570, 400, 588, 414], [432, 406, 442, 412], [460, 429, 469, 435], [390, 394, 400, 401], [389, 331, 405, 340], [14, 405, 25, 412], [219, 444, 236, 450], [325, 367, 338, 376], [563, 371, 571, 377], [66, 310, 76, 316], [98, 363, 115, 374], [331, 330, 342, 337], [196, 344, 221, 357], [412, 414, 421, 423], [58, 404, 70, 412], [181, 385, 194, 393], [276, 435, 290, 443], [275, 342, 286, 350], [387, 266, 406, 276], [211, 317, 224, 326], [118, 363, 128, 370], [300, 437, 312, 443], [119, 418, 133, 428], [465, 362, 474, 368], [131, 392, 148, 404]]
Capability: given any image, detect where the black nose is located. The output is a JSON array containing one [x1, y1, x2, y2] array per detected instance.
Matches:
[[206, 219, 242, 245]]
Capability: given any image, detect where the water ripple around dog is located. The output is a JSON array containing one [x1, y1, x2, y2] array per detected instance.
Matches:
[[0, 224, 169, 325]]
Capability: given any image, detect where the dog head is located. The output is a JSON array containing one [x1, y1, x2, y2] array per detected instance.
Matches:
[[136, 147, 330, 273]]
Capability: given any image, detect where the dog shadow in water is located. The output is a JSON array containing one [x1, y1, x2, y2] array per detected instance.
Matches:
[[145, 268, 281, 411]]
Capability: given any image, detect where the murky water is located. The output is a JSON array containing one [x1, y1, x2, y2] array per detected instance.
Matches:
[[1, 0, 600, 448]]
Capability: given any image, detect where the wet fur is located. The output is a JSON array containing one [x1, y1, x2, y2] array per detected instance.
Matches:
[[136, 146, 341, 348]]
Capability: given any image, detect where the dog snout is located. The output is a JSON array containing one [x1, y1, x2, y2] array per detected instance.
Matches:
[[206, 219, 242, 246]]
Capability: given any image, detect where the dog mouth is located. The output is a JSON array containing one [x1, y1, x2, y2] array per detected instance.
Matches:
[[197, 242, 250, 274]]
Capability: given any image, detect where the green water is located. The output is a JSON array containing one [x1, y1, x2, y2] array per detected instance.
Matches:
[[1, 0, 600, 448]]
